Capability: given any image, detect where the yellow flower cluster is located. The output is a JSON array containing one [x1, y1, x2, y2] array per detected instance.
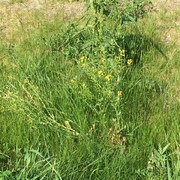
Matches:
[[119, 49, 134, 66], [117, 90, 122, 97], [98, 70, 112, 81], [119, 49, 125, 57], [79, 56, 88, 68], [105, 74, 112, 81], [98, 70, 103, 77], [80, 56, 88, 63], [82, 83, 87, 88], [127, 59, 133, 65], [80, 56, 85, 62]]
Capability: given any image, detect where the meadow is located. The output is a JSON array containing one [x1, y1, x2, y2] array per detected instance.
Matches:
[[0, 0, 179, 179]]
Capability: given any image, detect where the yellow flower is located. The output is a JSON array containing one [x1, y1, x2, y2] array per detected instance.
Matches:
[[119, 49, 125, 56], [82, 83, 87, 88], [105, 74, 112, 81], [118, 90, 122, 97], [98, 70, 103, 76], [80, 56, 86, 63], [71, 78, 76, 83], [71, 76, 77, 83], [127, 59, 133, 65]]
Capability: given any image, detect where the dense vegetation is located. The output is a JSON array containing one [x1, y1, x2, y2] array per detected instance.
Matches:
[[0, 0, 179, 179]]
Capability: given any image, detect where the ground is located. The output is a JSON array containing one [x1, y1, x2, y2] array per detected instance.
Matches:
[[0, 0, 179, 44], [0, 0, 85, 41]]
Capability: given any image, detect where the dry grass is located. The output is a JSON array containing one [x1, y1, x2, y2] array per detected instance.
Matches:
[[0, 0, 179, 44], [153, 0, 180, 44], [0, 0, 85, 42]]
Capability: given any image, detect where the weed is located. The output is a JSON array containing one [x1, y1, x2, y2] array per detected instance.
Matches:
[[0, 0, 179, 179]]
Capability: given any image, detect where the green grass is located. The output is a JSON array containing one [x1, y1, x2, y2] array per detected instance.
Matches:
[[0, 0, 180, 179]]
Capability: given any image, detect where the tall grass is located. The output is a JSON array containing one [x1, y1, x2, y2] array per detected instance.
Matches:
[[0, 0, 179, 179]]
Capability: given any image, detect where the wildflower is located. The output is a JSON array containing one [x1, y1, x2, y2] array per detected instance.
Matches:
[[119, 49, 125, 56], [127, 59, 133, 65], [117, 90, 122, 97], [80, 56, 86, 63], [82, 83, 87, 88], [70, 78, 76, 83], [98, 70, 103, 77], [105, 74, 112, 81], [70, 76, 77, 83]]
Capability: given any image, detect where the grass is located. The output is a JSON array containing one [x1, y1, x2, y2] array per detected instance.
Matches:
[[0, 0, 180, 179]]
